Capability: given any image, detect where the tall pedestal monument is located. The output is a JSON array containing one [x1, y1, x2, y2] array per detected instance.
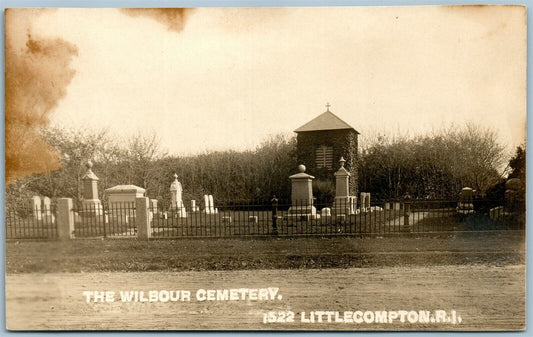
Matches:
[[332, 157, 357, 216], [287, 164, 318, 220], [82, 161, 103, 215]]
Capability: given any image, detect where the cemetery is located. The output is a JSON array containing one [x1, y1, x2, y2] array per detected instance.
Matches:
[[5, 106, 525, 240]]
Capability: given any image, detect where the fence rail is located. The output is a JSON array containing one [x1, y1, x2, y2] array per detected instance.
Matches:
[[5, 205, 58, 239], [5, 197, 522, 240]]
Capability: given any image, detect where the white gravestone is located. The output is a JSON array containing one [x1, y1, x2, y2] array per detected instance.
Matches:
[[42, 197, 55, 223], [209, 195, 217, 214], [191, 200, 200, 212], [170, 174, 187, 218], [30, 196, 42, 221]]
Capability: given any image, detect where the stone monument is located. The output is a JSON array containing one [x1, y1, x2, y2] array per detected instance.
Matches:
[[332, 157, 357, 216], [105, 184, 146, 223], [82, 161, 103, 215], [456, 187, 474, 215], [287, 164, 318, 220], [504, 178, 524, 214], [170, 173, 187, 218]]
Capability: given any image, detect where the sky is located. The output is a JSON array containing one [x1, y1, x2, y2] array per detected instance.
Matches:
[[7, 6, 527, 156]]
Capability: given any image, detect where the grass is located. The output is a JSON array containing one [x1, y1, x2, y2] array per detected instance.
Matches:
[[415, 213, 525, 231], [5, 231, 525, 273]]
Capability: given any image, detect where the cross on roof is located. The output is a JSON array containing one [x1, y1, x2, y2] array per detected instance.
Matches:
[[325, 102, 331, 111]]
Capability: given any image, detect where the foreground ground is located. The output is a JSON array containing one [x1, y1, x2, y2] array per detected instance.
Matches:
[[5, 231, 526, 331]]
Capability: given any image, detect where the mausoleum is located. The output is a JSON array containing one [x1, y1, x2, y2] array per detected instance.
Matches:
[[104, 185, 146, 209], [294, 103, 359, 195]]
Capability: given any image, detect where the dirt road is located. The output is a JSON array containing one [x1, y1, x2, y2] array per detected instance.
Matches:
[[6, 265, 525, 331]]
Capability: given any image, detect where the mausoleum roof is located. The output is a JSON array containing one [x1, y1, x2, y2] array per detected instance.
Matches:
[[294, 110, 359, 133], [104, 185, 146, 194]]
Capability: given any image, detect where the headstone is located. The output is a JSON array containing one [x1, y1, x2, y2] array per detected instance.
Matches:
[[203, 195, 210, 213], [248, 216, 258, 224], [150, 199, 158, 214], [287, 164, 318, 219], [504, 178, 524, 214], [360, 192, 368, 212], [42, 197, 52, 215], [490, 206, 504, 220], [332, 157, 357, 216], [41, 197, 55, 223], [457, 187, 474, 214], [81, 161, 103, 216], [370, 206, 383, 212], [191, 200, 200, 212], [222, 216, 232, 224], [170, 174, 187, 217], [384, 202, 390, 210], [209, 195, 216, 214], [320, 207, 332, 224], [73, 211, 82, 223], [393, 202, 401, 211], [365, 193, 371, 209], [30, 196, 42, 221], [204, 194, 216, 214]]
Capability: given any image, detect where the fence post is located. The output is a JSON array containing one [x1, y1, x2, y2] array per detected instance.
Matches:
[[57, 198, 74, 240], [136, 197, 151, 240], [271, 196, 279, 235], [401, 194, 411, 232]]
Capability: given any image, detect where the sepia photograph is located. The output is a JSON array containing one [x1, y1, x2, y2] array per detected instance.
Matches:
[[4, 5, 527, 331]]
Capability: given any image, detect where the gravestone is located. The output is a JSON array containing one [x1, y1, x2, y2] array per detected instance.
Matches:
[[360, 192, 368, 212], [191, 200, 200, 212], [456, 187, 474, 215], [203, 195, 209, 212], [287, 164, 318, 220], [203, 194, 216, 214], [504, 178, 524, 214], [42, 197, 55, 223], [208, 195, 217, 214], [42, 197, 51, 215], [170, 174, 187, 218], [332, 157, 357, 216], [150, 199, 158, 213], [30, 196, 42, 221]]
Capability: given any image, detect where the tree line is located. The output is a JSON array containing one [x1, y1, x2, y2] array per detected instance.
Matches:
[[6, 124, 520, 209]]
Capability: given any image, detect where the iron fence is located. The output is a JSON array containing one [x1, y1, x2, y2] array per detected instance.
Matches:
[[72, 203, 137, 238], [5, 204, 58, 239], [149, 197, 519, 238], [6, 197, 521, 240]]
